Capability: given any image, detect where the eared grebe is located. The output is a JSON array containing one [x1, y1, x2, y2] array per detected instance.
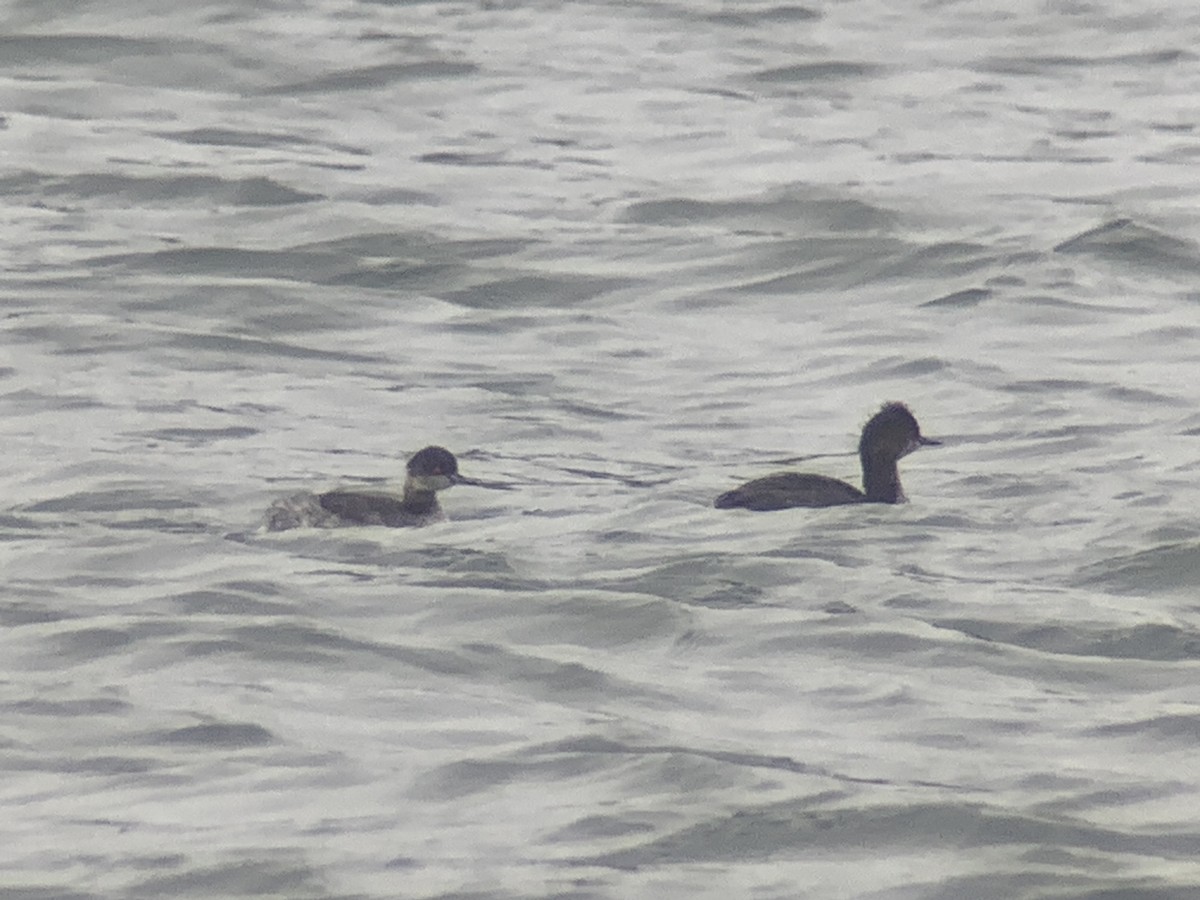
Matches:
[[267, 445, 480, 531], [714, 403, 939, 511]]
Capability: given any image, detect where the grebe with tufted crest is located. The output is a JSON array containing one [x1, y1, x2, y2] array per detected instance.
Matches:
[[714, 403, 939, 511]]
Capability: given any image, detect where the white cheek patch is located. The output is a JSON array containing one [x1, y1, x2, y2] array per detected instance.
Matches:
[[413, 474, 455, 492]]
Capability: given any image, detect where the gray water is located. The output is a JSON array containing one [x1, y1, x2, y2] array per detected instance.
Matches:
[[5, 1, 1200, 897]]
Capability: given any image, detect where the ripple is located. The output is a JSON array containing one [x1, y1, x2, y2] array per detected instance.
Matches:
[[932, 619, 1200, 662], [1075, 542, 1200, 595], [264, 60, 478, 94], [1055, 218, 1200, 275]]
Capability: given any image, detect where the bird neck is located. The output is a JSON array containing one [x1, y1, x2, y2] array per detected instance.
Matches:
[[401, 478, 439, 513], [861, 451, 903, 503]]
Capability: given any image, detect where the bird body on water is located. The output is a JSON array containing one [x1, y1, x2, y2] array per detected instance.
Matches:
[[267, 445, 477, 530], [715, 403, 939, 511]]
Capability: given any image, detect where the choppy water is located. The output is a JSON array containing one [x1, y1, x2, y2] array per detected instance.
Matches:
[[5, 1, 1200, 897]]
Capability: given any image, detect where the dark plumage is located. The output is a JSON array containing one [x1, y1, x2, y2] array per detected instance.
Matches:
[[715, 403, 939, 511], [266, 445, 475, 530]]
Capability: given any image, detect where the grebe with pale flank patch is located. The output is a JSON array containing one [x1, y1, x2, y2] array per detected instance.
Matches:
[[267, 445, 482, 530]]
